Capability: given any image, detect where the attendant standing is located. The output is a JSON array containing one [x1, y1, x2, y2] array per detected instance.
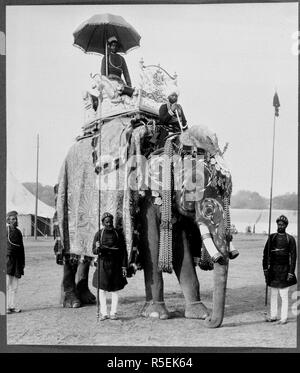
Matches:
[[263, 215, 297, 324], [92, 213, 128, 320], [6, 211, 25, 314]]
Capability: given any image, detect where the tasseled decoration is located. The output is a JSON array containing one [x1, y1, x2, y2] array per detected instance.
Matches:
[[158, 138, 173, 273], [224, 196, 239, 259]]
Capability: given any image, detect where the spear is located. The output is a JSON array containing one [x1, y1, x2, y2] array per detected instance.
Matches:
[[34, 134, 39, 240], [265, 91, 280, 307]]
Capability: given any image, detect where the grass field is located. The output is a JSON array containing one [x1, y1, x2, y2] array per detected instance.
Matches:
[[6, 233, 298, 349]]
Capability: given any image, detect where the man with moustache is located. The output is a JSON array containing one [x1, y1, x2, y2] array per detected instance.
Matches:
[[155, 87, 188, 148], [263, 215, 297, 324]]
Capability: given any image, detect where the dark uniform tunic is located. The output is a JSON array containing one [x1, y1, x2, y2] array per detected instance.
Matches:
[[156, 102, 188, 148], [7, 226, 25, 278], [263, 233, 297, 288], [159, 102, 187, 133], [101, 52, 132, 87], [92, 228, 128, 292]]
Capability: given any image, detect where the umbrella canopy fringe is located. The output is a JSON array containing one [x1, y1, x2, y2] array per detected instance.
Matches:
[[72, 43, 140, 56]]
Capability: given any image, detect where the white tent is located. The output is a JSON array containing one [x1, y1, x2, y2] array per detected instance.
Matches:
[[6, 170, 55, 236]]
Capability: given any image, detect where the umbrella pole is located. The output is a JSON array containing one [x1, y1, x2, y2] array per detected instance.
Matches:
[[96, 254, 100, 321], [96, 123, 102, 322], [106, 40, 108, 77]]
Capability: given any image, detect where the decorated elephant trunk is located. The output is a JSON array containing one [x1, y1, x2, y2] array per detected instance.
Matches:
[[205, 262, 228, 328]]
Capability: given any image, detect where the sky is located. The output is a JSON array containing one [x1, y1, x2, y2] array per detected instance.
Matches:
[[6, 2, 298, 198]]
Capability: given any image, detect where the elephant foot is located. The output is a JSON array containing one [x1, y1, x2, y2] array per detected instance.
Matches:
[[139, 301, 152, 317], [77, 287, 96, 305], [229, 249, 239, 260], [185, 301, 209, 319], [76, 279, 96, 305], [140, 301, 170, 320], [63, 291, 81, 308]]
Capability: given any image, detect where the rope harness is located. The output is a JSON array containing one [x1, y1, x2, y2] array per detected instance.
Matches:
[[223, 196, 231, 234], [158, 138, 174, 273]]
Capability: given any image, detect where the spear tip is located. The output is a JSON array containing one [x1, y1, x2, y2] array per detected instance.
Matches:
[[273, 91, 280, 108], [273, 91, 280, 117]]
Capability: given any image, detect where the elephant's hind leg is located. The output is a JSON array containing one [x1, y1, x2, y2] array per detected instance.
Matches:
[[76, 261, 96, 305], [62, 260, 81, 308]]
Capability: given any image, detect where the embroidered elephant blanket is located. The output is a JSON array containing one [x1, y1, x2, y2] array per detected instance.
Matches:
[[55, 117, 148, 260]]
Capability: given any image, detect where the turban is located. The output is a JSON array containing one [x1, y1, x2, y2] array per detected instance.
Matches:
[[7, 210, 18, 218], [107, 36, 118, 44], [101, 212, 113, 222], [165, 85, 180, 98], [6, 210, 18, 222], [276, 215, 289, 226]]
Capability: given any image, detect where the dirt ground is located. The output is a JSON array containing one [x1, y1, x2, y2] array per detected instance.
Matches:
[[6, 234, 298, 349]]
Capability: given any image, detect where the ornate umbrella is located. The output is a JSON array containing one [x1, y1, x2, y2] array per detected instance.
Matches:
[[73, 13, 141, 55]]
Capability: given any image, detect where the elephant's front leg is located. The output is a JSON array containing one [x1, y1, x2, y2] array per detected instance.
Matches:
[[173, 229, 209, 319], [140, 202, 169, 319]]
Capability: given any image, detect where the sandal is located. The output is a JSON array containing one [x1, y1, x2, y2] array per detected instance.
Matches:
[[9, 308, 22, 313], [265, 317, 277, 322], [278, 319, 288, 325], [99, 314, 108, 321]]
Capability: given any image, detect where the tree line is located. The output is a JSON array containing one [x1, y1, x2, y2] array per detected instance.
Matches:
[[230, 190, 298, 210], [23, 183, 298, 211]]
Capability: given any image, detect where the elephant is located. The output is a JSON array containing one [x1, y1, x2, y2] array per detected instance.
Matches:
[[53, 108, 238, 323], [137, 126, 238, 328]]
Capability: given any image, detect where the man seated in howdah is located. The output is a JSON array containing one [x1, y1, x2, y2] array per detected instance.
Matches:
[[101, 36, 134, 97]]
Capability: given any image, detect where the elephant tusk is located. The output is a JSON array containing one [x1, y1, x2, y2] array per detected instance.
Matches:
[[198, 223, 223, 263]]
